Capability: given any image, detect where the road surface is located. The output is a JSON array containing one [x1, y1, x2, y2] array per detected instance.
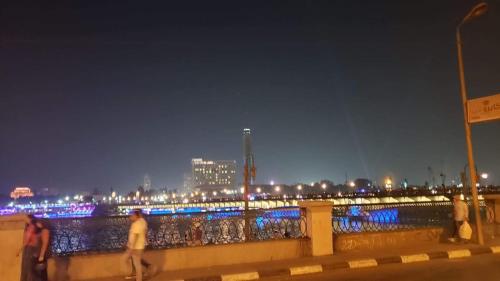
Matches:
[[261, 254, 500, 281]]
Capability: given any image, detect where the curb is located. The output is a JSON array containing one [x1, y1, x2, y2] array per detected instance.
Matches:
[[181, 245, 500, 281]]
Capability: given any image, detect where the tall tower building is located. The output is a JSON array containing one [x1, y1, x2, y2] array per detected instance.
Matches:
[[243, 128, 256, 184]]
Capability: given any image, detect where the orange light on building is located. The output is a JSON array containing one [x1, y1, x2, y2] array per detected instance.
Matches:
[[10, 187, 34, 199]]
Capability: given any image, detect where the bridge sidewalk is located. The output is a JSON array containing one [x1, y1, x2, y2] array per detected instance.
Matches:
[[87, 237, 500, 281]]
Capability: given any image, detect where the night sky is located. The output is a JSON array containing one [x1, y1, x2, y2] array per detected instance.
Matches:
[[1, 1, 499, 194]]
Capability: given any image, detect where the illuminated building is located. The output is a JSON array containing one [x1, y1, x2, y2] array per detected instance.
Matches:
[[191, 158, 236, 192], [10, 187, 34, 199]]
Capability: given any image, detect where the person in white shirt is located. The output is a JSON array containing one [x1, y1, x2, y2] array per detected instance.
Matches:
[[121, 209, 150, 281], [451, 194, 469, 242]]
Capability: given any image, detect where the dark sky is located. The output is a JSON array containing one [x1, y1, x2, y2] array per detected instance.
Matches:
[[1, 1, 499, 193]]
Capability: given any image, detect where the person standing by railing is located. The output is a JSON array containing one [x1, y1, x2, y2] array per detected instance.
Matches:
[[17, 214, 37, 281], [32, 219, 50, 281]]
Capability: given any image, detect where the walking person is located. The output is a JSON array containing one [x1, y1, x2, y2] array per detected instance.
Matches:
[[127, 212, 157, 279], [121, 209, 153, 281], [450, 194, 469, 243], [18, 214, 37, 281]]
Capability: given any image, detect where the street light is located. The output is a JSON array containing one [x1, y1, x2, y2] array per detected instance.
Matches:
[[456, 2, 488, 245], [481, 173, 488, 180], [460, 2, 488, 25]]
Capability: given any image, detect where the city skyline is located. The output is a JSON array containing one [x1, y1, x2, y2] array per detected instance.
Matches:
[[1, 1, 500, 193]]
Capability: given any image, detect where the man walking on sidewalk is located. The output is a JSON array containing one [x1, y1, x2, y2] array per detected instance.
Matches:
[[121, 209, 152, 281]]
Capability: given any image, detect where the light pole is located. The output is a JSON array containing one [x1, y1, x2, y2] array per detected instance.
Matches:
[[456, 2, 488, 245]]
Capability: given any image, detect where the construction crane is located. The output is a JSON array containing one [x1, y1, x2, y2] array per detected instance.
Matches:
[[439, 172, 446, 187], [427, 166, 436, 188]]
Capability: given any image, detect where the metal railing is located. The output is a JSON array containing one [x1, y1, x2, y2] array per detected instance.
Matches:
[[332, 201, 486, 234], [49, 208, 306, 256]]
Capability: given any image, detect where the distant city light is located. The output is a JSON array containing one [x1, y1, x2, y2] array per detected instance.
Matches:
[[212, 191, 218, 196], [240, 187, 244, 194], [321, 183, 327, 189], [349, 181, 355, 188], [256, 187, 262, 193], [297, 185, 303, 190], [481, 173, 489, 179], [275, 186, 281, 192], [310, 182, 315, 186], [64, 196, 69, 201], [385, 177, 393, 189], [270, 180, 275, 186]]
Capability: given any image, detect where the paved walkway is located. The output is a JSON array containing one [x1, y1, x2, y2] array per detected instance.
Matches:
[[88, 237, 500, 281]]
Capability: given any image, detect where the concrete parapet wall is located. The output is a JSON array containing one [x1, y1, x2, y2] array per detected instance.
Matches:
[[0, 215, 25, 281], [334, 227, 444, 252], [48, 238, 308, 280]]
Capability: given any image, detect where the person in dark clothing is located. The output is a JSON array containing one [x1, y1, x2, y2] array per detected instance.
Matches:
[[32, 219, 50, 281], [18, 214, 37, 281]]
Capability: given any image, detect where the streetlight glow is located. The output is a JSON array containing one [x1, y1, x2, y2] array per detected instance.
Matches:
[[275, 186, 281, 192], [297, 185, 302, 190], [481, 173, 488, 179], [321, 183, 327, 189]]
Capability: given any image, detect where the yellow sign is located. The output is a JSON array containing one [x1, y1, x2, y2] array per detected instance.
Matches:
[[467, 93, 500, 124]]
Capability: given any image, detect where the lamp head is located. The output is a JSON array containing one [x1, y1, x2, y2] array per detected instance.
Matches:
[[462, 2, 488, 24]]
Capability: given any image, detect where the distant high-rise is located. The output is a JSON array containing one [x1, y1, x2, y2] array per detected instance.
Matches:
[[243, 128, 256, 184], [191, 158, 237, 191], [183, 173, 193, 192], [144, 174, 151, 191]]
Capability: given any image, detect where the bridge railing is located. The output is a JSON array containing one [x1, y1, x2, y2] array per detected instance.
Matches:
[[332, 201, 485, 234], [48, 208, 307, 256]]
